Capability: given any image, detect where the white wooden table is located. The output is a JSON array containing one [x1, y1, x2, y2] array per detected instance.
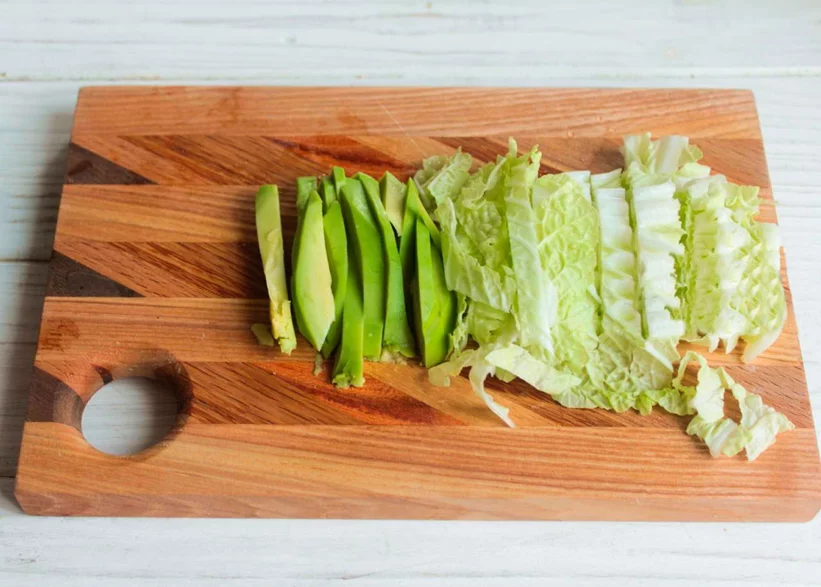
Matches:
[[2, 1, 820, 584]]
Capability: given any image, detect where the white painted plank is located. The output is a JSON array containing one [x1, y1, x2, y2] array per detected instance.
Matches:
[[0, 263, 49, 346], [2, 1, 821, 81], [0, 83, 72, 261], [0, 474, 818, 587], [0, 262, 47, 477]]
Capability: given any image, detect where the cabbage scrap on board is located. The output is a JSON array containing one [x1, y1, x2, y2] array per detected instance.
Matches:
[[676, 351, 794, 460]]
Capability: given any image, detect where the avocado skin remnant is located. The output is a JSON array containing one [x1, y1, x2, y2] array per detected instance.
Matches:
[[254, 184, 297, 354]]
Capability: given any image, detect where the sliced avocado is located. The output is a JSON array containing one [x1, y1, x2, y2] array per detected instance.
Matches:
[[319, 199, 348, 358], [380, 171, 407, 236], [254, 185, 297, 354], [339, 179, 386, 360], [413, 218, 456, 367], [333, 259, 365, 388], [399, 179, 441, 289], [431, 230, 457, 358], [356, 172, 416, 359], [332, 166, 347, 193], [399, 180, 419, 289], [251, 323, 275, 347], [296, 176, 318, 214], [408, 179, 441, 248], [292, 190, 335, 350], [320, 176, 337, 210]]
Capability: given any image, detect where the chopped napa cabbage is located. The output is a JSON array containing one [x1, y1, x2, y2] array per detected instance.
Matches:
[[592, 177, 642, 341], [582, 171, 672, 412], [485, 344, 581, 395], [678, 351, 725, 422], [622, 135, 689, 370], [435, 141, 537, 313], [734, 380, 795, 460], [505, 145, 557, 355], [675, 351, 793, 459], [622, 133, 705, 178], [414, 148, 473, 211], [414, 135, 791, 460], [438, 197, 517, 312], [681, 178, 786, 362], [741, 222, 787, 362], [534, 172, 599, 371], [687, 416, 749, 458], [469, 356, 517, 428]]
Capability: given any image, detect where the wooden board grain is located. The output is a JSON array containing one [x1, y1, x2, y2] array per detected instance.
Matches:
[[15, 87, 821, 520]]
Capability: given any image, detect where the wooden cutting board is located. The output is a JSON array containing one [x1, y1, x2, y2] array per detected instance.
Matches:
[[15, 87, 821, 520]]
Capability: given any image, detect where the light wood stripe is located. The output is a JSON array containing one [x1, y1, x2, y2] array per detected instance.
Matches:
[[16, 423, 820, 520], [72, 87, 762, 139]]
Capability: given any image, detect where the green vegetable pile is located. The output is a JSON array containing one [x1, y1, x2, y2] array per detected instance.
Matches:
[[255, 167, 455, 387], [254, 135, 793, 460]]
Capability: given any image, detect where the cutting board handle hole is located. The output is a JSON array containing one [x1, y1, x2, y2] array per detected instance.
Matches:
[[81, 377, 181, 456]]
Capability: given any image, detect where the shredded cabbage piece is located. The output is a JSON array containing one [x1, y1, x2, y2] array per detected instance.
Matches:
[[419, 135, 792, 460]]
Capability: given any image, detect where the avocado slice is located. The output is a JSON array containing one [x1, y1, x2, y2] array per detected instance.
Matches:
[[399, 180, 419, 289], [296, 176, 318, 214], [380, 172, 406, 236], [292, 190, 335, 350], [320, 176, 337, 210], [413, 218, 457, 367], [319, 199, 348, 358], [339, 179, 386, 360], [332, 166, 347, 193], [399, 179, 441, 289], [408, 179, 441, 248], [356, 172, 416, 359], [254, 185, 297, 354], [333, 259, 365, 388]]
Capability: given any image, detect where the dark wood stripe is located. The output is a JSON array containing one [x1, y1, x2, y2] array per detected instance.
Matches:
[[66, 142, 155, 185], [266, 136, 417, 176], [54, 241, 266, 298], [26, 367, 85, 429], [47, 252, 143, 297], [186, 362, 462, 426]]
